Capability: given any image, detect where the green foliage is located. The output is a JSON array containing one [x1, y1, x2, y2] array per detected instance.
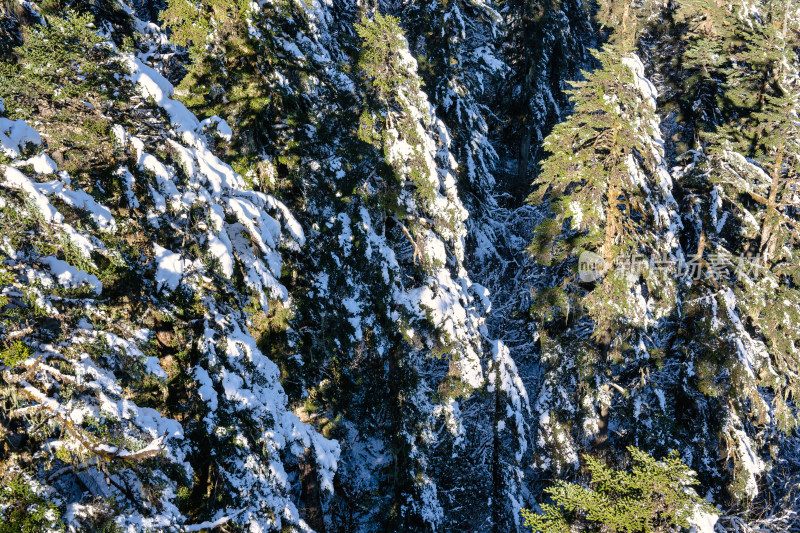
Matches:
[[0, 12, 119, 113], [160, 0, 252, 59], [355, 14, 415, 102], [0, 476, 64, 533], [160, 0, 308, 182], [721, 2, 790, 114], [355, 13, 444, 221], [526, 27, 692, 482], [528, 43, 672, 335], [522, 447, 713, 533], [1, 340, 32, 367], [160, 0, 212, 51], [531, 45, 642, 246], [683, 0, 800, 437], [357, 109, 382, 147], [160, 0, 252, 110], [671, 0, 737, 134], [0, 268, 13, 309]]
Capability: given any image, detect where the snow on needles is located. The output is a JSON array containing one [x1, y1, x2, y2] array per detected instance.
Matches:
[[119, 32, 339, 532], [0, 23, 338, 531]]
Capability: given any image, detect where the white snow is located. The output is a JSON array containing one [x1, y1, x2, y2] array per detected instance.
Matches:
[[0, 117, 41, 157], [41, 256, 102, 295], [2, 165, 117, 232], [34, 179, 117, 232], [199, 115, 233, 142], [424, 230, 447, 265], [22, 153, 58, 174], [689, 506, 719, 533], [60, 223, 101, 258], [567, 201, 584, 229], [115, 166, 140, 209], [194, 366, 219, 416], [184, 517, 232, 532], [475, 45, 505, 72], [2, 166, 62, 222], [722, 288, 768, 379], [732, 426, 766, 499], [342, 296, 363, 340], [622, 54, 658, 110], [125, 55, 203, 146], [153, 243, 184, 292], [492, 340, 531, 461]]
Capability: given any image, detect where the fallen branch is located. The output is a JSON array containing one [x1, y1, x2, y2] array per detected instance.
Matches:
[[389, 216, 422, 264]]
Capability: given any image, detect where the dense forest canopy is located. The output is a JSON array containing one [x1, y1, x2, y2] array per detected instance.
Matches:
[[0, 0, 799, 531]]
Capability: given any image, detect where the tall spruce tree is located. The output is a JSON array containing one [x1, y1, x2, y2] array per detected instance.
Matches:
[[528, 30, 682, 473], [673, 0, 737, 141], [502, 0, 592, 193], [662, 0, 800, 503]]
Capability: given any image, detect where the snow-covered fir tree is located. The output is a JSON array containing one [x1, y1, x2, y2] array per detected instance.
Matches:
[[2, 0, 800, 531]]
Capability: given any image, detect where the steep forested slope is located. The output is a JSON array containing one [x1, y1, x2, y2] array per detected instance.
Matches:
[[0, 0, 799, 532]]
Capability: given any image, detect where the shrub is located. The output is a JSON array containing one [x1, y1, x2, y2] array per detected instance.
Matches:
[[521, 447, 715, 533]]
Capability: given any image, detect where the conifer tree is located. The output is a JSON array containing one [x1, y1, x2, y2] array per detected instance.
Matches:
[[672, 0, 737, 140], [160, 0, 318, 161], [8, 0, 800, 529], [402, 0, 502, 191], [528, 38, 681, 470], [503, 0, 592, 191], [488, 340, 532, 531], [383, 4, 542, 527], [0, 11, 120, 113], [0, 9, 341, 531], [667, 0, 800, 502], [400, 0, 506, 266], [351, 14, 485, 529], [521, 446, 713, 533]]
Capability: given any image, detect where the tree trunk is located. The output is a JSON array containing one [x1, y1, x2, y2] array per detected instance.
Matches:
[[300, 448, 325, 532], [518, 123, 532, 187], [595, 331, 613, 450], [759, 147, 784, 265], [491, 361, 503, 533]]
